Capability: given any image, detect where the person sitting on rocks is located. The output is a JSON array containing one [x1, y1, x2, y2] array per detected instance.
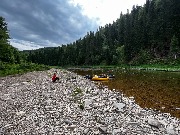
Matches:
[[52, 73, 59, 82]]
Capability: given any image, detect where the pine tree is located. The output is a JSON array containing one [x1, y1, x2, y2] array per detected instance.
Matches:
[[170, 35, 179, 59]]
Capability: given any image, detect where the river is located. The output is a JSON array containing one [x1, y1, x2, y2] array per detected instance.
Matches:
[[69, 68, 180, 118]]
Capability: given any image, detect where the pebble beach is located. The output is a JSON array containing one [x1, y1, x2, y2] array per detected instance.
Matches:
[[0, 69, 179, 134]]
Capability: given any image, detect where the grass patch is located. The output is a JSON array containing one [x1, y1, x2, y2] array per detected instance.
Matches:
[[0, 62, 50, 77], [72, 87, 83, 97], [72, 87, 85, 110]]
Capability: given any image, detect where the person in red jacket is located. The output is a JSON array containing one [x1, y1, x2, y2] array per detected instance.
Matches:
[[52, 73, 59, 82]]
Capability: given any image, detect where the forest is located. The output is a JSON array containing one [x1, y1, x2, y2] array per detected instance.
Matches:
[[0, 0, 180, 74], [25, 0, 180, 66]]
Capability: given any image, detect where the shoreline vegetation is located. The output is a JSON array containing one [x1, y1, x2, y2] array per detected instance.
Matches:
[[0, 62, 50, 77], [0, 63, 179, 77], [66, 64, 180, 72]]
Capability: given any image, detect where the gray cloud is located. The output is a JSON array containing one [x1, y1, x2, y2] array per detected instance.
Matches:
[[0, 0, 99, 50]]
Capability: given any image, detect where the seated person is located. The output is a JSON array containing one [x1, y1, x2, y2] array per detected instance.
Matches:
[[52, 73, 59, 82]]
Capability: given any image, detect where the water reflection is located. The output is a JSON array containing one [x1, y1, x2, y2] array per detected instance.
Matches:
[[70, 68, 180, 118]]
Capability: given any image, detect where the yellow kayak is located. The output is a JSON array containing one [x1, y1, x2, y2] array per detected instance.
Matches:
[[91, 75, 109, 81]]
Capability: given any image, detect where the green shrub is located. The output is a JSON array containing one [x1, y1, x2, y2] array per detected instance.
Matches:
[[0, 62, 50, 77]]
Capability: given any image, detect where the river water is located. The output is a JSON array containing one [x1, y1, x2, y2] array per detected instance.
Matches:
[[69, 68, 180, 118]]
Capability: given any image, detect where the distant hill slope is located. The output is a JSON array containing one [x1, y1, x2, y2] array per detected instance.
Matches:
[[24, 0, 180, 66]]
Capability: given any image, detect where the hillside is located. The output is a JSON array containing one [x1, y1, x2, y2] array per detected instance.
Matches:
[[25, 0, 180, 66]]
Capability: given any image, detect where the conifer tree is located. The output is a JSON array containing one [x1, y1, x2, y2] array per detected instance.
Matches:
[[170, 35, 179, 59]]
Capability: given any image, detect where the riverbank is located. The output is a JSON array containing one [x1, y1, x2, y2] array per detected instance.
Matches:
[[0, 69, 179, 134]]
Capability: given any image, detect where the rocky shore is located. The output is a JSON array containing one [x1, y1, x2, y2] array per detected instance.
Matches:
[[0, 69, 179, 134]]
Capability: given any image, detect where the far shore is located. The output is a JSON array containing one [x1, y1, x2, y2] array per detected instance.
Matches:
[[65, 64, 180, 72]]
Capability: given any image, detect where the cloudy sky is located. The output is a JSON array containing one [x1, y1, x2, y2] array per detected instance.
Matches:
[[0, 0, 145, 50]]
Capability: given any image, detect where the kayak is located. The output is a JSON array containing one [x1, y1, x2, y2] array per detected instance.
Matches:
[[91, 75, 109, 81]]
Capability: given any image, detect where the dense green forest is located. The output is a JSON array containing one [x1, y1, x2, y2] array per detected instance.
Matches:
[[25, 0, 180, 66], [0, 17, 49, 76]]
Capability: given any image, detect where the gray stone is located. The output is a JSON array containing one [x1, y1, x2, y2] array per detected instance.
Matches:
[[84, 128, 90, 134], [66, 125, 76, 131], [112, 128, 121, 134], [98, 126, 108, 133], [113, 102, 125, 112], [147, 117, 162, 128], [64, 119, 72, 125], [166, 124, 176, 135], [84, 99, 93, 108]]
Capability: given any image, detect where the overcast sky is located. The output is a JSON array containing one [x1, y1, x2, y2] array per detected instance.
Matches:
[[0, 0, 145, 50]]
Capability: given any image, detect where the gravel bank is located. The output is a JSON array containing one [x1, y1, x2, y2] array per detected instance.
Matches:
[[0, 69, 179, 134]]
